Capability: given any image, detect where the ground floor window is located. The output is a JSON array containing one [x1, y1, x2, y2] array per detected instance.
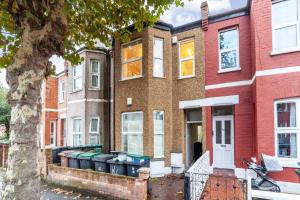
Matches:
[[50, 121, 56, 146], [153, 110, 164, 158], [89, 117, 100, 145], [122, 112, 143, 155], [275, 98, 300, 162], [72, 117, 82, 146]]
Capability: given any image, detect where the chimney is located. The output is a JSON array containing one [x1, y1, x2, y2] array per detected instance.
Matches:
[[201, 1, 209, 31]]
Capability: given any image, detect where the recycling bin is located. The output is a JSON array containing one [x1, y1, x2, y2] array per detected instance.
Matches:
[[67, 152, 83, 169], [92, 154, 117, 173], [52, 147, 68, 163], [58, 150, 82, 167], [126, 154, 150, 165], [107, 159, 127, 176], [77, 152, 101, 170], [125, 160, 150, 177]]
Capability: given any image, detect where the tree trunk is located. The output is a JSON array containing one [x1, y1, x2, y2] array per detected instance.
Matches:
[[1, 1, 67, 199]]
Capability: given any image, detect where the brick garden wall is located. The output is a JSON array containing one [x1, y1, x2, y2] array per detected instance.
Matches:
[[0, 143, 9, 168], [47, 164, 149, 200]]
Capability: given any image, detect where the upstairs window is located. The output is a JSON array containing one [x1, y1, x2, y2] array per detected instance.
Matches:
[[58, 81, 64, 103], [153, 38, 164, 77], [72, 64, 82, 91], [179, 39, 195, 78], [90, 60, 100, 89], [122, 40, 142, 80], [272, 0, 300, 52], [219, 28, 240, 72]]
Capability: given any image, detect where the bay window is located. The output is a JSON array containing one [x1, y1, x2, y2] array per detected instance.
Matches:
[[72, 117, 82, 146], [72, 64, 82, 91], [153, 38, 164, 77], [153, 111, 164, 158], [122, 39, 142, 80], [122, 112, 143, 155], [219, 28, 240, 72], [89, 117, 100, 145], [179, 39, 195, 78], [90, 60, 100, 89], [275, 98, 300, 166], [272, 0, 300, 52]]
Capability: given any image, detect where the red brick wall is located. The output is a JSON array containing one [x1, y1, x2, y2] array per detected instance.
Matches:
[[250, 0, 300, 71]]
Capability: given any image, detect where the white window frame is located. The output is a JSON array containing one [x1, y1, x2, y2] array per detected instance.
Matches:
[[121, 39, 143, 80], [72, 64, 83, 92], [179, 38, 195, 79], [153, 110, 164, 158], [153, 37, 164, 78], [274, 97, 300, 168], [72, 117, 82, 146], [89, 117, 100, 134], [50, 121, 56, 147], [218, 27, 240, 73], [121, 111, 143, 154], [271, 0, 300, 53], [58, 80, 65, 103], [90, 60, 100, 89]]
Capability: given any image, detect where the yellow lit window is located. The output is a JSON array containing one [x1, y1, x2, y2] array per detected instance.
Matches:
[[122, 40, 142, 79], [179, 39, 195, 78]]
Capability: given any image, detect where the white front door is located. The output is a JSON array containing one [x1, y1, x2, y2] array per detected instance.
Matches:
[[213, 116, 234, 169]]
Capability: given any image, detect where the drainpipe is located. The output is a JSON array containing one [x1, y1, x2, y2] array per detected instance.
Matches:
[[109, 40, 115, 151]]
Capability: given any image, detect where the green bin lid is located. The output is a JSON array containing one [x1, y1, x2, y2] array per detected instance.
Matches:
[[127, 154, 150, 160], [77, 152, 100, 159], [67, 152, 83, 158]]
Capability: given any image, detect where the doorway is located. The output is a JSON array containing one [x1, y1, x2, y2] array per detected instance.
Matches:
[[185, 109, 203, 167]]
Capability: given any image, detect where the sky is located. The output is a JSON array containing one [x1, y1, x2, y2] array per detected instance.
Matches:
[[0, 0, 248, 88]]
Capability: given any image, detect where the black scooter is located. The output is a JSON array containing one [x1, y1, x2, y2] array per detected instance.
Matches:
[[243, 157, 281, 192]]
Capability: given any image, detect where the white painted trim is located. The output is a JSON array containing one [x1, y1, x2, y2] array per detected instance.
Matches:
[[205, 80, 252, 90], [42, 108, 67, 112], [179, 95, 239, 109], [252, 189, 300, 199], [205, 65, 300, 90], [277, 181, 300, 194], [68, 98, 109, 104]]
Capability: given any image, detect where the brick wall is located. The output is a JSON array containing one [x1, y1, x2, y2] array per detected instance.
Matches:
[[0, 143, 9, 168], [47, 164, 150, 200]]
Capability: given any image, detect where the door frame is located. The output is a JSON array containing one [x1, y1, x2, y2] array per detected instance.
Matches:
[[212, 115, 235, 169]]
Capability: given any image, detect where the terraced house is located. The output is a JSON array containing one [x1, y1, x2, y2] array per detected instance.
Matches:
[[40, 47, 112, 153], [113, 21, 205, 176]]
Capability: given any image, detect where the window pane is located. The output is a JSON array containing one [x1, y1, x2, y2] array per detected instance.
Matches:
[[74, 65, 82, 77], [180, 40, 194, 59], [122, 60, 142, 78], [91, 61, 99, 73], [74, 78, 82, 90], [122, 41, 142, 61], [73, 119, 81, 132], [154, 111, 164, 133], [216, 121, 222, 144], [90, 118, 98, 132], [272, 0, 298, 26], [153, 59, 163, 77], [154, 135, 164, 158], [73, 134, 81, 146], [154, 38, 163, 59], [90, 134, 99, 145], [221, 50, 237, 69], [277, 102, 296, 127], [187, 109, 202, 122], [219, 29, 238, 50], [50, 122, 55, 133], [274, 25, 298, 50], [277, 133, 297, 158], [123, 134, 143, 155], [213, 106, 234, 116], [225, 120, 231, 144], [181, 59, 193, 76], [91, 75, 99, 87], [122, 112, 143, 132]]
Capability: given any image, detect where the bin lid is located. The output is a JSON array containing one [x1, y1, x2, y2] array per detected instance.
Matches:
[[127, 154, 150, 160], [77, 152, 100, 160], [58, 150, 81, 157], [67, 152, 83, 158], [124, 160, 150, 166], [92, 154, 116, 162], [107, 158, 125, 164]]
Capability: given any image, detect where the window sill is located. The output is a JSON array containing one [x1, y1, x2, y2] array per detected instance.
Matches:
[[151, 157, 165, 161], [119, 76, 143, 81], [270, 48, 300, 56], [278, 158, 300, 168], [58, 101, 64, 104], [69, 89, 83, 94], [88, 88, 100, 91], [153, 76, 167, 79], [178, 75, 195, 80], [218, 67, 241, 74]]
